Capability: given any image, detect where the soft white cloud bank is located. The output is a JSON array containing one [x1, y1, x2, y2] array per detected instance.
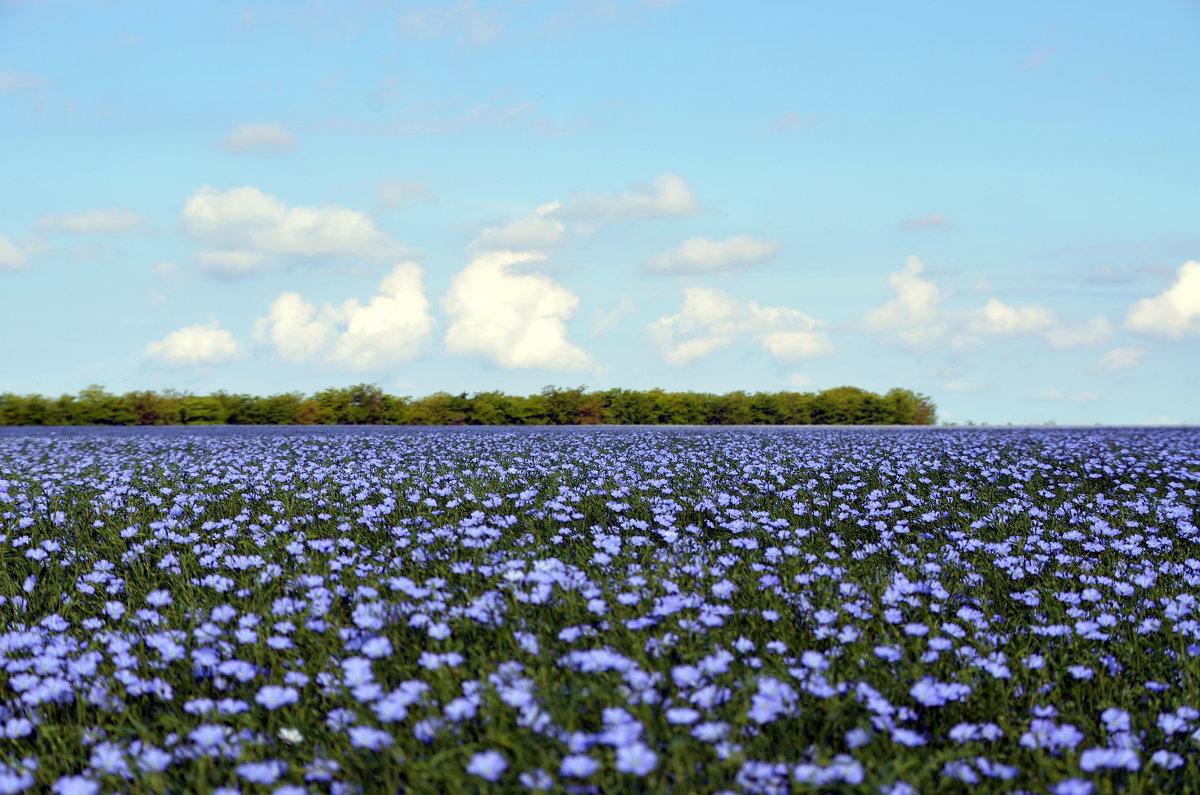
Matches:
[[442, 250, 591, 370], [864, 255, 1112, 351], [559, 173, 699, 223], [643, 235, 779, 275], [648, 287, 833, 365], [219, 123, 299, 154], [255, 263, 435, 369], [144, 321, 242, 367], [182, 185, 408, 275], [1125, 260, 1200, 338], [38, 208, 151, 235]]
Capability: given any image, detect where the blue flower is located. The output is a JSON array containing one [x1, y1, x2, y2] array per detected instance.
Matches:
[[466, 750, 508, 782], [560, 755, 599, 778]]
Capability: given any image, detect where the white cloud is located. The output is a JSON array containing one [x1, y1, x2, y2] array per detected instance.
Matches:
[[943, 380, 986, 393], [255, 263, 435, 370], [1125, 260, 1200, 338], [864, 255, 1099, 352], [196, 250, 273, 277], [470, 201, 565, 252], [1093, 346, 1146, 375], [0, 236, 26, 270], [37, 208, 151, 235], [899, 213, 953, 231], [968, 298, 1055, 336], [376, 179, 434, 208], [442, 250, 591, 370], [1043, 315, 1112, 349], [864, 255, 942, 339], [327, 265, 436, 369], [643, 235, 779, 275], [559, 173, 699, 224], [255, 293, 340, 363], [144, 321, 242, 367], [0, 71, 45, 93], [181, 185, 408, 275], [0, 235, 52, 270], [219, 123, 299, 154], [648, 287, 833, 365]]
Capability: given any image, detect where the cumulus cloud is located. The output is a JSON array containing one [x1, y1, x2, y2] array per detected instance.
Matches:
[[144, 321, 242, 367], [967, 298, 1055, 336], [899, 213, 953, 231], [863, 256, 943, 347], [1093, 346, 1146, 375], [1125, 260, 1200, 338], [255, 263, 435, 370], [37, 208, 151, 235], [181, 185, 408, 275], [864, 255, 1100, 351], [254, 293, 340, 363], [442, 250, 591, 370], [558, 173, 699, 224], [219, 123, 299, 154], [0, 71, 45, 93], [643, 235, 779, 275], [648, 287, 833, 365], [470, 201, 565, 252]]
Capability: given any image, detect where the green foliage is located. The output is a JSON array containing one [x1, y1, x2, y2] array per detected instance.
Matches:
[[0, 384, 938, 426]]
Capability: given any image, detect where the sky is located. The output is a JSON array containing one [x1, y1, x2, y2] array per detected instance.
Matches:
[[1, 0, 1198, 425]]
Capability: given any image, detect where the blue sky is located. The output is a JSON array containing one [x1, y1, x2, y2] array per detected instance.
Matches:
[[1, 0, 1198, 424]]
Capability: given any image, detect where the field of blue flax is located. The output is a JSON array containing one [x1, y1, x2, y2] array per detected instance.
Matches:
[[0, 426, 1197, 794]]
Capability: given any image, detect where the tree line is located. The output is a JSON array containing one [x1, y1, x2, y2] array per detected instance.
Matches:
[[0, 384, 936, 426]]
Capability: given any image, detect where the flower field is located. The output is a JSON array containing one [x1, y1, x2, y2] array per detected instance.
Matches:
[[0, 426, 1198, 794]]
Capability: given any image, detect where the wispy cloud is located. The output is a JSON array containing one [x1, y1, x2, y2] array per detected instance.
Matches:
[[899, 213, 954, 232], [558, 173, 700, 225], [38, 209, 152, 235], [0, 71, 45, 93], [643, 235, 779, 275], [768, 111, 819, 133], [1021, 46, 1055, 69], [219, 123, 299, 154], [1093, 346, 1146, 375]]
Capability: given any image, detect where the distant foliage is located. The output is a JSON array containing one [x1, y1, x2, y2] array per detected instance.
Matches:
[[0, 384, 936, 426]]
